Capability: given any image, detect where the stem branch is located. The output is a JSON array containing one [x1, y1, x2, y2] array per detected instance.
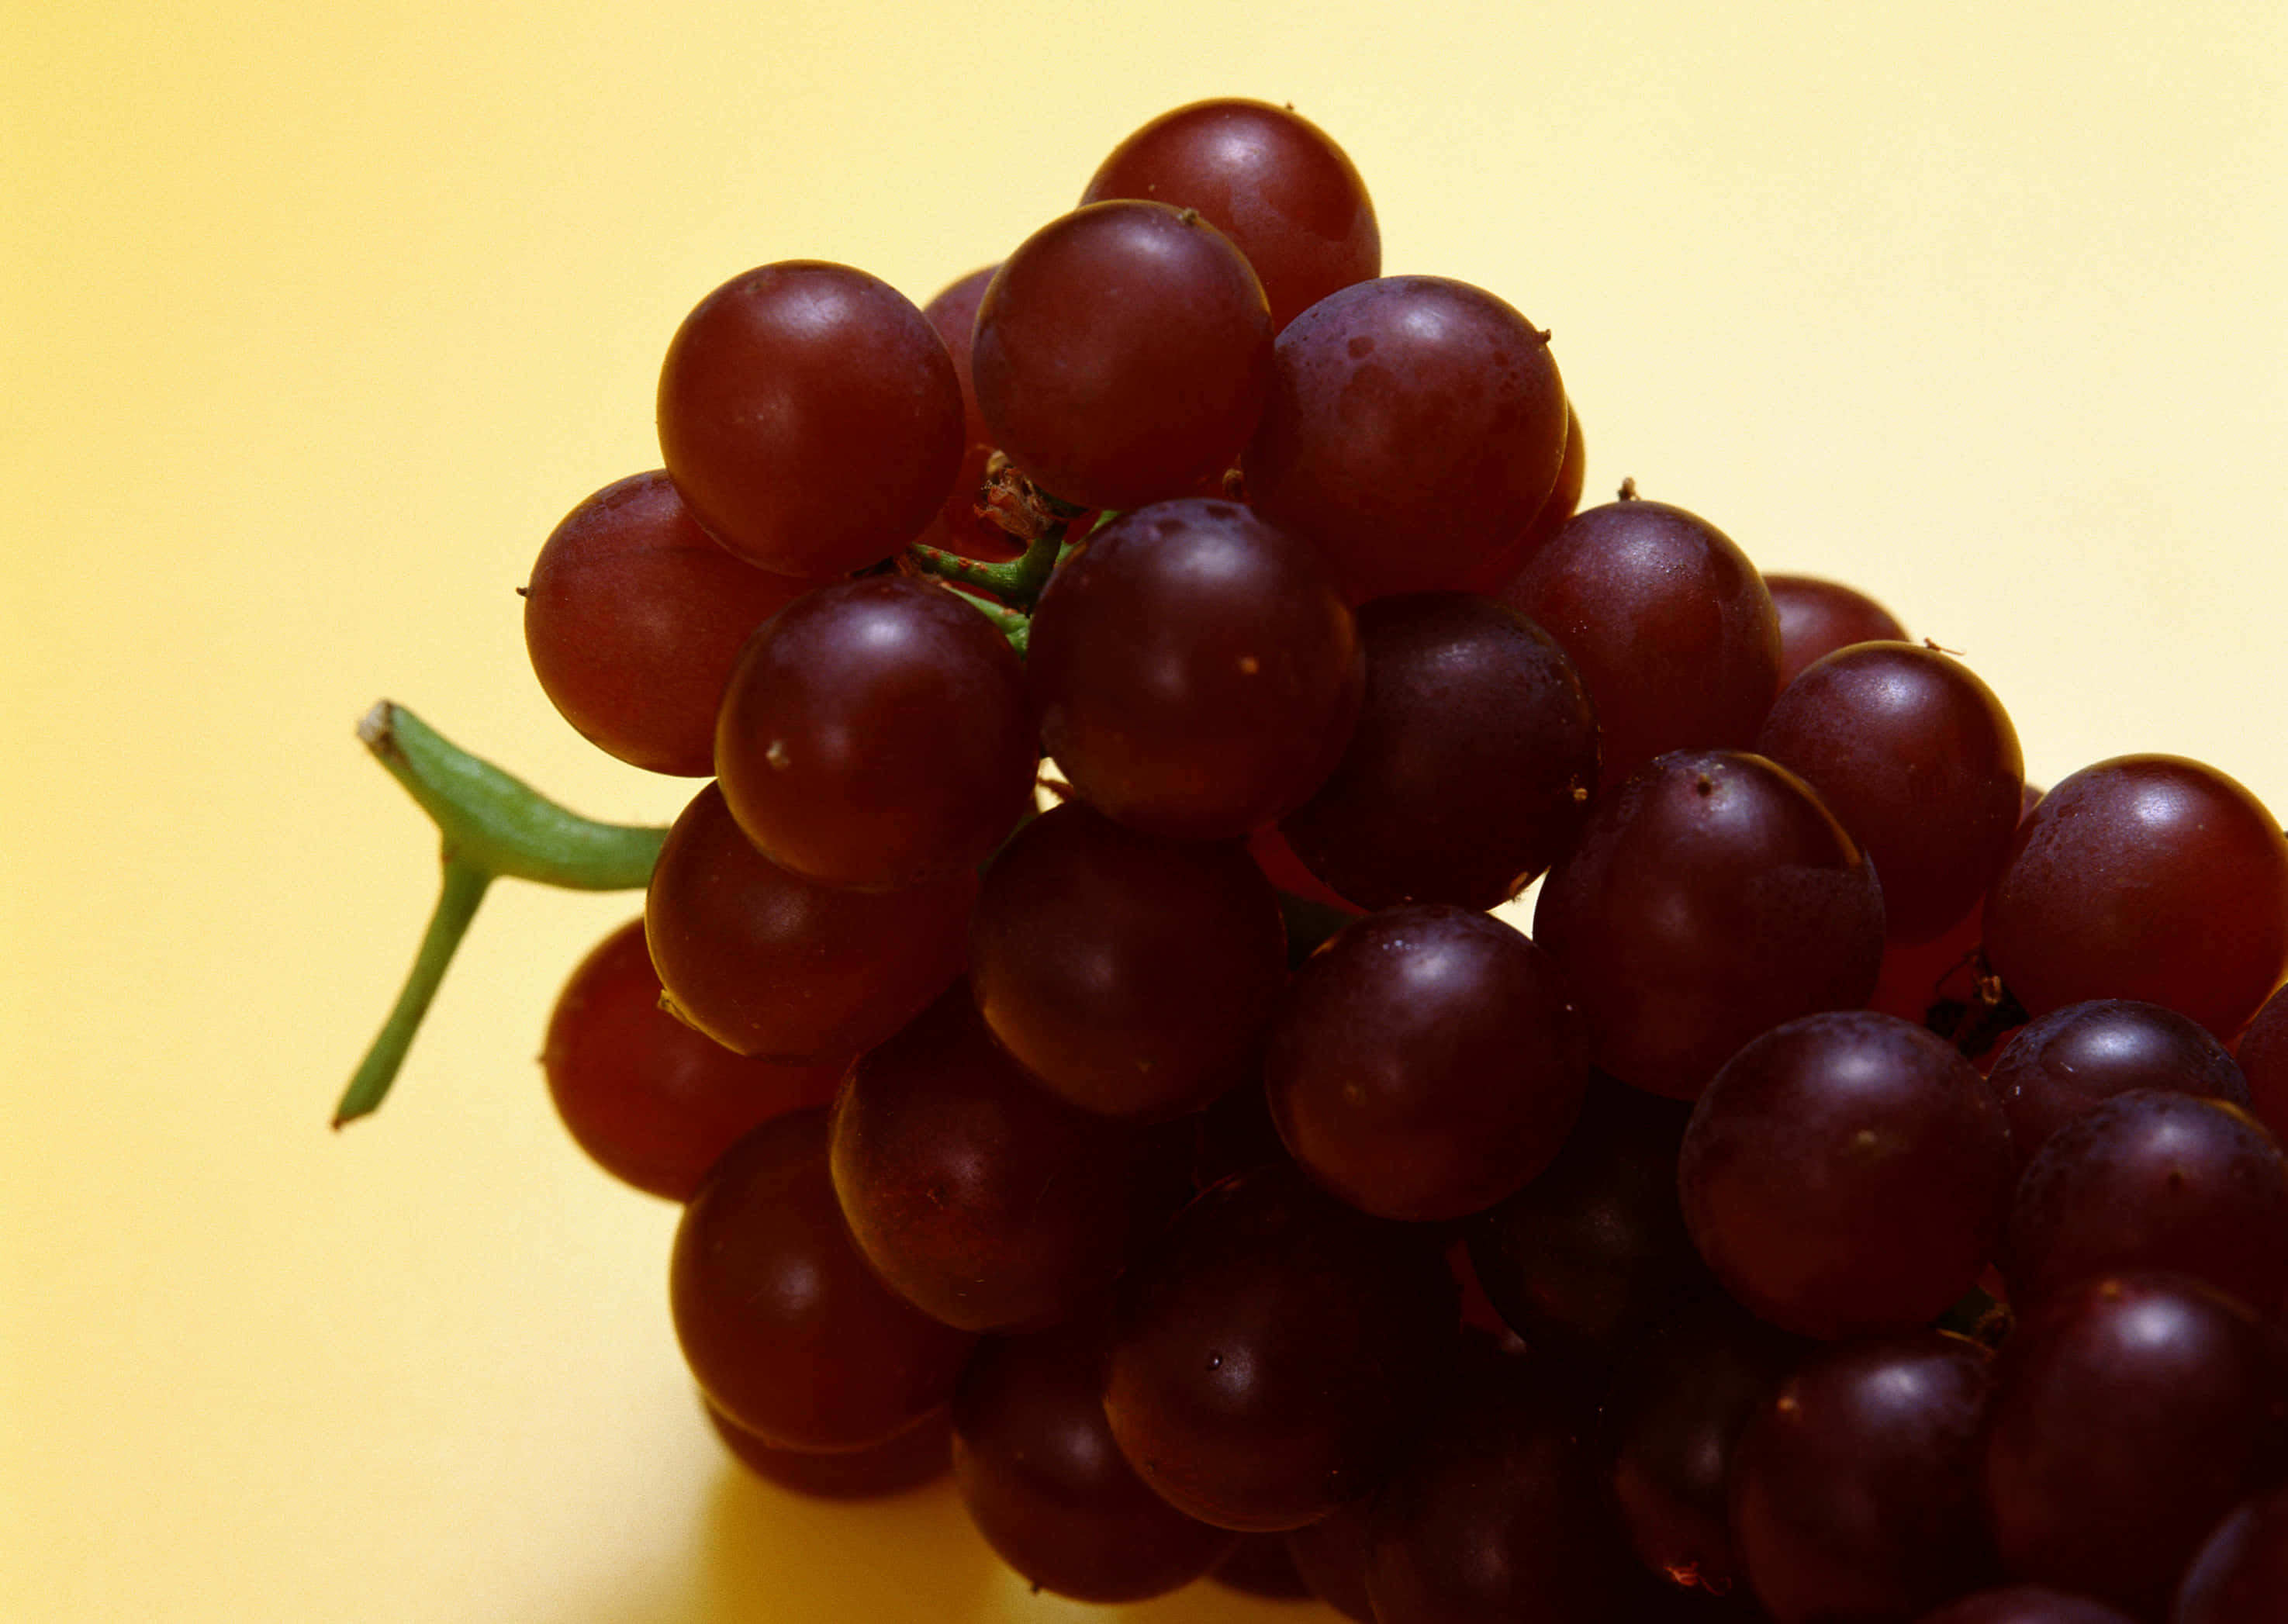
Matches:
[[335, 703, 668, 1126]]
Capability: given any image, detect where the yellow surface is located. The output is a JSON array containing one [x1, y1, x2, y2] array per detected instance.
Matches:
[[4, 3, 2283, 1619]]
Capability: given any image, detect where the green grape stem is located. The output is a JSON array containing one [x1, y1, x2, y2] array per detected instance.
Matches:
[[334, 702, 666, 1128]]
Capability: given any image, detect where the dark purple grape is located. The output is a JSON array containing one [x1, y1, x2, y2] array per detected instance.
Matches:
[[1028, 498, 1361, 840], [1987, 999, 2252, 1173], [1081, 98, 1379, 332], [669, 1108, 976, 1451], [1764, 573, 1909, 689], [522, 471, 824, 776], [1277, 592, 1599, 910], [1501, 497, 1781, 793], [1981, 1273, 2288, 1619], [968, 800, 1287, 1120], [1369, 1357, 1635, 1623], [1680, 1011, 2015, 1339], [713, 575, 1035, 892], [1103, 1161, 1458, 1531], [952, 1323, 1238, 1602], [1756, 641, 2024, 943], [1244, 275, 1568, 602], [2002, 1090, 2288, 1318], [972, 201, 1271, 509], [704, 1399, 951, 1500], [1982, 755, 2288, 1040], [1465, 1073, 1707, 1368], [1533, 750, 1887, 1100], [1266, 903, 1589, 1221], [1729, 1332, 2001, 1622], [828, 986, 1180, 1332], [658, 261, 963, 577], [2173, 1486, 2288, 1624], [541, 917, 846, 1201], [1596, 1295, 1806, 1597], [645, 782, 973, 1061]]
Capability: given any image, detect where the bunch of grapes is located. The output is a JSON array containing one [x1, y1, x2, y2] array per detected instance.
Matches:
[[372, 98, 2288, 1622]]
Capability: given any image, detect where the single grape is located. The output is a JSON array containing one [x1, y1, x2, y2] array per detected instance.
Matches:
[[1985, 998, 2251, 1172], [704, 1398, 951, 1500], [1729, 1332, 2001, 1622], [1679, 1011, 2015, 1339], [1026, 497, 1362, 841], [1981, 755, 2288, 1040], [2001, 1089, 2288, 1318], [657, 261, 963, 576], [1763, 572, 1909, 689], [541, 916, 846, 1201], [968, 800, 1287, 1120], [645, 781, 972, 1060], [522, 471, 824, 776], [1265, 903, 1590, 1221], [1533, 750, 1886, 1100], [971, 200, 1272, 509], [1244, 275, 1568, 601], [828, 986, 1184, 1332], [1277, 592, 1599, 911], [1501, 496, 1782, 793], [1103, 1161, 1458, 1531], [713, 575, 1035, 892], [669, 1108, 976, 1451], [1082, 97, 1380, 331], [1756, 641, 2024, 943], [1980, 1272, 2288, 1619], [952, 1322, 1239, 1602]]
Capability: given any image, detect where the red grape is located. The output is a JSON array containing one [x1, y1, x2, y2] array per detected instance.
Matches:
[[645, 781, 972, 1060], [1026, 497, 1362, 840], [713, 575, 1035, 892], [1982, 755, 2288, 1039], [1245, 275, 1568, 601], [522, 471, 823, 776], [1764, 572, 1909, 689], [669, 1108, 976, 1451], [1080, 97, 1380, 331], [657, 261, 963, 577], [967, 800, 1287, 1120], [541, 917, 845, 1201], [972, 201, 1272, 509], [1533, 750, 1886, 1100], [1679, 1011, 2015, 1339]]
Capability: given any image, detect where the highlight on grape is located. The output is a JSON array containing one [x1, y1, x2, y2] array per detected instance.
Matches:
[[339, 95, 2288, 1623]]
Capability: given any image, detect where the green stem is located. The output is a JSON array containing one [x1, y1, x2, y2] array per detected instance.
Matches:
[[335, 702, 669, 1127], [959, 594, 1032, 658], [905, 525, 1063, 611], [334, 859, 492, 1128]]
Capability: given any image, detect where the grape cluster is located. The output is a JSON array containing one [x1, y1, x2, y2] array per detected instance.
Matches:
[[517, 98, 2288, 1623]]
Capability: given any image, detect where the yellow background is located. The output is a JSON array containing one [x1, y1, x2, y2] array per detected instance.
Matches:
[[5, 2, 2284, 1619]]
